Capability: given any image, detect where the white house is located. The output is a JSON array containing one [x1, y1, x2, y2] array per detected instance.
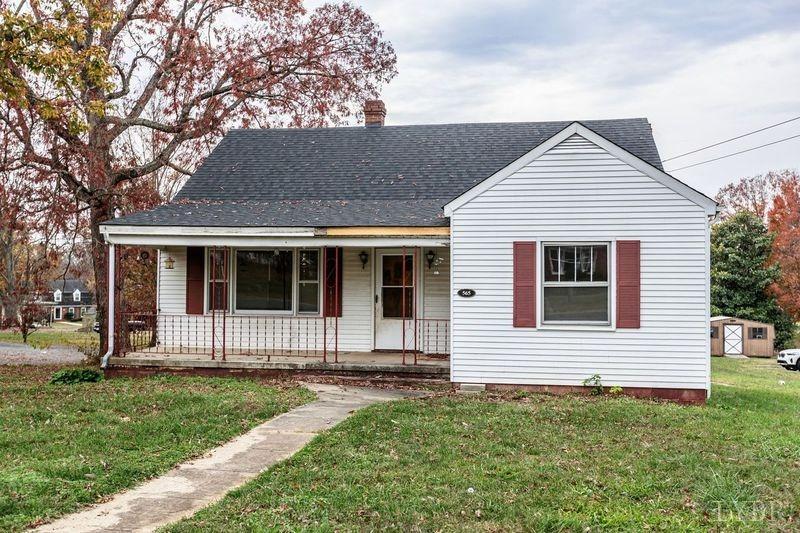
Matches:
[[99, 101, 717, 403]]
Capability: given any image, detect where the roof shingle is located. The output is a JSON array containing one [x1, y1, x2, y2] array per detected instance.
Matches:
[[108, 118, 663, 227]]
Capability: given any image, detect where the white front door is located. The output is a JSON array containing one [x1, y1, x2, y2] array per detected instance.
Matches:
[[374, 250, 415, 350], [53, 307, 62, 321], [724, 324, 743, 354]]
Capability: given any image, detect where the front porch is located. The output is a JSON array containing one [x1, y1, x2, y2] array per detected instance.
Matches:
[[104, 231, 451, 377], [107, 349, 449, 379]]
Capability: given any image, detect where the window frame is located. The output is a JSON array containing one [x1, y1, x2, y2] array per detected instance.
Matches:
[[540, 241, 612, 326], [73, 289, 81, 302], [296, 248, 322, 315], [54, 290, 62, 303], [380, 253, 415, 320], [750, 326, 766, 340], [219, 248, 322, 316]]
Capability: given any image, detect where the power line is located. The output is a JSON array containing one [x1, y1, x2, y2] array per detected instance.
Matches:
[[662, 115, 800, 162], [667, 133, 800, 172]]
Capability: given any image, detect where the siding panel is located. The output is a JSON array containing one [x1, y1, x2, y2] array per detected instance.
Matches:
[[450, 133, 710, 391]]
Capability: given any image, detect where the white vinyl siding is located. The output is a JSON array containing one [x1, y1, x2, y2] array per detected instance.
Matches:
[[421, 247, 451, 353], [449, 134, 710, 391], [159, 247, 187, 314]]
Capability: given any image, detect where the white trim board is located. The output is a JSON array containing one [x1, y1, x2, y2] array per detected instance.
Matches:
[[100, 225, 315, 237], [444, 122, 718, 216], [101, 234, 450, 248]]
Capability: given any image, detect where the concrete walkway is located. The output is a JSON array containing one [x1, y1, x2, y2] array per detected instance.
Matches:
[[37, 383, 425, 533]]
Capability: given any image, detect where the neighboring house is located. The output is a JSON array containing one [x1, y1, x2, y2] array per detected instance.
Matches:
[[42, 279, 95, 322], [99, 100, 717, 403], [710, 316, 775, 357]]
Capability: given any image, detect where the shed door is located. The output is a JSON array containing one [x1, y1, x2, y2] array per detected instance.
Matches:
[[723, 324, 743, 355]]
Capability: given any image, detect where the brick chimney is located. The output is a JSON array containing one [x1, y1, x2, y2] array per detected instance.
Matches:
[[364, 99, 386, 127]]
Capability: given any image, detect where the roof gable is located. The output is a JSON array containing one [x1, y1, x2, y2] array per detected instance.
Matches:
[[444, 122, 717, 215]]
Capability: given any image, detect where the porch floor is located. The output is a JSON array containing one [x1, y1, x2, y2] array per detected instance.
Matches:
[[108, 350, 449, 377]]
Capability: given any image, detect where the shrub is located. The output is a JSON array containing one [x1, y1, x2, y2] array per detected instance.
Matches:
[[582, 374, 604, 395], [50, 368, 102, 385]]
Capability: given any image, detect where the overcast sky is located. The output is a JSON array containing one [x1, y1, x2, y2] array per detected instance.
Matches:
[[339, 0, 800, 197]]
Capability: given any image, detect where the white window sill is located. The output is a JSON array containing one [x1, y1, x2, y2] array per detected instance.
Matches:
[[537, 323, 616, 332]]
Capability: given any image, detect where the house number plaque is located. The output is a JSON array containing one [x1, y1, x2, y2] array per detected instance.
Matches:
[[457, 289, 476, 298]]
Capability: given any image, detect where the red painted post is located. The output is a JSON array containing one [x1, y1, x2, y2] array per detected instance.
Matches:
[[210, 248, 216, 361], [401, 246, 406, 365], [222, 247, 228, 361], [334, 246, 339, 363], [414, 247, 418, 365], [322, 248, 327, 363]]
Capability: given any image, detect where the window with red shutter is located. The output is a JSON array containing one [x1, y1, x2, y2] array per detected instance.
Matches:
[[513, 242, 537, 327], [616, 240, 641, 329]]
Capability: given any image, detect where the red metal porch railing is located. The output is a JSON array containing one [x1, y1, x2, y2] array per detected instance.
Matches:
[[116, 312, 450, 362], [116, 312, 340, 359], [416, 318, 450, 357]]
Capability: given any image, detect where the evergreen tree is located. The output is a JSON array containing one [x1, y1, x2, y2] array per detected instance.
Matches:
[[711, 211, 796, 349]]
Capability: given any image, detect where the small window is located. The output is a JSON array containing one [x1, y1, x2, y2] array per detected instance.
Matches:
[[749, 327, 766, 340], [542, 244, 609, 324], [298, 250, 320, 314], [54, 290, 62, 303], [710, 326, 719, 338], [73, 289, 81, 302]]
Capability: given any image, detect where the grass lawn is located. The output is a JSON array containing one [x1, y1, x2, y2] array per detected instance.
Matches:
[[0, 366, 314, 531], [168, 358, 800, 532], [0, 329, 99, 351]]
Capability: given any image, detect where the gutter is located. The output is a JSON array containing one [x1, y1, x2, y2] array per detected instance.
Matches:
[[100, 243, 115, 368]]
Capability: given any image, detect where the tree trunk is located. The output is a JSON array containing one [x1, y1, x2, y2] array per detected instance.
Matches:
[[91, 199, 115, 355], [0, 227, 17, 321]]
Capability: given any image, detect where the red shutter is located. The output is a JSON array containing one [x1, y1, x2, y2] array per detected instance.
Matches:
[[323, 247, 343, 317], [513, 242, 537, 327], [186, 247, 205, 315], [616, 240, 641, 329]]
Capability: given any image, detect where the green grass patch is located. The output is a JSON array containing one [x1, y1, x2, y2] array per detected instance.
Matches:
[[0, 366, 314, 531], [168, 358, 800, 532], [0, 329, 99, 351]]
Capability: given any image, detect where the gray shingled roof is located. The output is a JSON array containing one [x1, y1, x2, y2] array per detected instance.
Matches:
[[48, 279, 94, 305], [108, 118, 663, 227], [106, 199, 450, 227]]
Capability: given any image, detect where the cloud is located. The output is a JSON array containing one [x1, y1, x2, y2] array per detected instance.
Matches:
[[347, 0, 800, 195]]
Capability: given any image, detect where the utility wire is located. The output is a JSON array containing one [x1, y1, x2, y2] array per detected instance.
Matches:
[[662, 115, 800, 162], [667, 133, 800, 172]]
